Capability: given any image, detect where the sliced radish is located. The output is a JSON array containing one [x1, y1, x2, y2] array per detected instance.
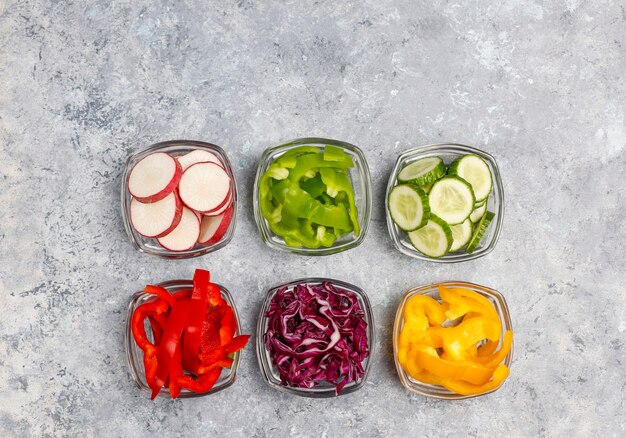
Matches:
[[177, 149, 222, 171], [157, 206, 201, 251], [198, 205, 234, 246], [130, 192, 182, 238], [178, 162, 231, 213], [203, 189, 233, 217], [128, 152, 182, 203]]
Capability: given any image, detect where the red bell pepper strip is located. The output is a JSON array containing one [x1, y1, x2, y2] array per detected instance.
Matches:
[[143, 348, 159, 395], [131, 300, 169, 352], [182, 270, 211, 372], [148, 315, 164, 345], [177, 368, 222, 394], [174, 289, 192, 300], [206, 282, 223, 307], [168, 343, 184, 399], [144, 285, 176, 307], [197, 357, 234, 375], [219, 306, 237, 346], [152, 299, 192, 399], [225, 335, 250, 354]]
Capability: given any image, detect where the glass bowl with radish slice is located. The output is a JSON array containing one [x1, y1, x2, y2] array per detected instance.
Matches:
[[121, 140, 237, 258], [385, 143, 504, 263]]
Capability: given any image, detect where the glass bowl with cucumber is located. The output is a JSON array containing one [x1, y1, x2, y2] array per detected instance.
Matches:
[[385, 143, 504, 262]]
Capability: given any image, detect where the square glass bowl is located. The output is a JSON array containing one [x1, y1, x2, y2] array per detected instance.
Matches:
[[125, 280, 243, 398], [253, 138, 372, 255], [385, 143, 504, 263], [392, 281, 513, 400], [121, 140, 237, 259], [256, 278, 375, 397]]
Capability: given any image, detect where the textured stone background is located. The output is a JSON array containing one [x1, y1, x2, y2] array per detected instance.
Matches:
[[1, 0, 625, 436]]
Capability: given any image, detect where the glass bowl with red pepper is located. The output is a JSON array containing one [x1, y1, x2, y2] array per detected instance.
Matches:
[[253, 138, 372, 255], [121, 140, 238, 259], [256, 278, 374, 397], [393, 281, 514, 400], [125, 270, 249, 399], [385, 143, 504, 263]]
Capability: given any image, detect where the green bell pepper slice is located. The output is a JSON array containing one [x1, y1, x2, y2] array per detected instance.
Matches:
[[319, 168, 360, 236], [323, 145, 349, 162], [288, 153, 354, 182]]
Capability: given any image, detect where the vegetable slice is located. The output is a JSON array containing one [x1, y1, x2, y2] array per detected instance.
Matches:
[[388, 184, 429, 231], [449, 218, 472, 252], [128, 152, 182, 203], [408, 215, 452, 258], [397, 156, 446, 187], [157, 207, 201, 252], [179, 162, 231, 213], [198, 206, 234, 246], [448, 154, 492, 202], [466, 211, 495, 253], [469, 202, 487, 223], [177, 150, 222, 171], [428, 177, 475, 225], [130, 191, 183, 238]]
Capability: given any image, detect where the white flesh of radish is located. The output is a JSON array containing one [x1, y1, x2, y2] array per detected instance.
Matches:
[[177, 149, 222, 171], [157, 206, 200, 251], [178, 162, 231, 212], [203, 189, 233, 217], [198, 214, 223, 244], [128, 152, 181, 202], [130, 192, 181, 238], [198, 205, 233, 245]]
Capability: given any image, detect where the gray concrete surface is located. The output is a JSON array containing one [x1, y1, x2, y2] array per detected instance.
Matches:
[[1, 0, 625, 436]]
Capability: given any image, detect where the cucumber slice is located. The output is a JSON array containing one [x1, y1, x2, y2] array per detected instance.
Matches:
[[474, 198, 487, 208], [449, 218, 472, 252], [466, 211, 495, 253], [428, 177, 475, 225], [388, 185, 429, 231], [408, 215, 452, 258], [397, 157, 446, 187], [448, 154, 492, 202], [421, 181, 434, 193], [469, 202, 487, 223]]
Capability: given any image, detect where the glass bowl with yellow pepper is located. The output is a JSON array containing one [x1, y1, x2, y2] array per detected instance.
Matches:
[[253, 138, 372, 255], [393, 281, 514, 399]]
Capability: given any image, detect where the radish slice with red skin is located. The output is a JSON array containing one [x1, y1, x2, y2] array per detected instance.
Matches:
[[128, 152, 182, 203], [157, 206, 201, 251], [178, 162, 231, 213], [130, 192, 183, 238], [198, 205, 234, 246], [177, 150, 222, 171], [203, 189, 233, 217]]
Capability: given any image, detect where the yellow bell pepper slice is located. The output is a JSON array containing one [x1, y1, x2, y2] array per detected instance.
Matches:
[[474, 330, 513, 367], [433, 364, 510, 396], [403, 294, 446, 325], [430, 316, 501, 361], [413, 350, 498, 385]]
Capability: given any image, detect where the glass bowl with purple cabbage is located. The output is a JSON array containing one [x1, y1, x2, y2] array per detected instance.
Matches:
[[256, 278, 374, 397]]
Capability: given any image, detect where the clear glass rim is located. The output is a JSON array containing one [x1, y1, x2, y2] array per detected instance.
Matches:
[[120, 139, 238, 259], [252, 138, 372, 256], [256, 277, 375, 397], [392, 280, 514, 400], [124, 279, 242, 398], [385, 142, 505, 263]]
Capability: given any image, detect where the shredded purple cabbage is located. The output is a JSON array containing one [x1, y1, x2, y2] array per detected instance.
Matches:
[[264, 281, 369, 394]]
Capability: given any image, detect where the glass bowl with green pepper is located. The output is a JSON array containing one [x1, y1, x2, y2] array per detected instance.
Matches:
[[253, 138, 372, 255]]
